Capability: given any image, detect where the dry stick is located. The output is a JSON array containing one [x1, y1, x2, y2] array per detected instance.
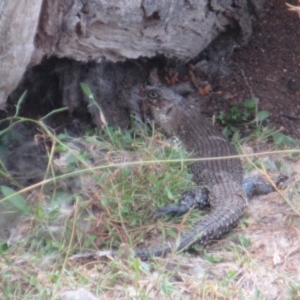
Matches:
[[240, 68, 260, 127], [241, 68, 255, 99], [2, 149, 300, 204], [286, 2, 300, 14], [280, 112, 300, 121]]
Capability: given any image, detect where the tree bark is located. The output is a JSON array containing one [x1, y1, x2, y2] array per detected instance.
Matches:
[[0, 0, 43, 106], [0, 0, 264, 105]]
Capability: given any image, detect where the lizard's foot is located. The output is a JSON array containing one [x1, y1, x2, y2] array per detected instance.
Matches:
[[243, 175, 288, 198], [154, 175, 288, 220], [154, 188, 209, 219], [153, 204, 190, 219]]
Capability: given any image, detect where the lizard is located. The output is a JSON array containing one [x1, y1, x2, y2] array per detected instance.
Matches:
[[69, 85, 281, 263], [131, 85, 275, 261]]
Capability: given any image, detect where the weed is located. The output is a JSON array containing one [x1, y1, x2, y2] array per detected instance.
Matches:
[[289, 283, 300, 300], [218, 97, 300, 150], [0, 106, 198, 297], [218, 97, 269, 139], [203, 251, 223, 263], [218, 98, 300, 148], [0, 90, 300, 299]]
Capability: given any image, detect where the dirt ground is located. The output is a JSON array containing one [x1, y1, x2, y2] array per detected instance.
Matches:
[[204, 0, 300, 139]]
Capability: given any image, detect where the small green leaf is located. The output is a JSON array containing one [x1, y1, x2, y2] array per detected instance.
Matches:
[[232, 130, 240, 143], [166, 188, 174, 200], [14, 90, 27, 117], [238, 235, 252, 247], [222, 127, 229, 139], [66, 153, 78, 165], [243, 97, 259, 108], [271, 132, 300, 146], [80, 82, 93, 99], [165, 228, 177, 238], [227, 269, 237, 279], [256, 110, 270, 122], [0, 241, 8, 252], [1, 186, 31, 214], [204, 252, 222, 263], [40, 107, 68, 120]]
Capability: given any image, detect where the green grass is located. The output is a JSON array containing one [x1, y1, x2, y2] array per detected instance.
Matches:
[[1, 95, 300, 298], [0, 114, 200, 299]]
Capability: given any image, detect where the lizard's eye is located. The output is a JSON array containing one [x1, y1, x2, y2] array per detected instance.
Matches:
[[148, 91, 158, 98]]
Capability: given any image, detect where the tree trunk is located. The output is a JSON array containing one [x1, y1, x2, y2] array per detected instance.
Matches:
[[0, 0, 264, 105], [0, 0, 43, 106]]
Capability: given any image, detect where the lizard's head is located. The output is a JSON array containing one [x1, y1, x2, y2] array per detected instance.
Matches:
[[143, 86, 186, 132]]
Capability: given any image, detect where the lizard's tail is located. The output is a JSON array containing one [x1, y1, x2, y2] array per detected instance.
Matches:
[[134, 202, 245, 261]]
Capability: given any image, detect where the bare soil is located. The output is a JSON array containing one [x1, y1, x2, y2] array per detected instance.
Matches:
[[205, 0, 300, 139]]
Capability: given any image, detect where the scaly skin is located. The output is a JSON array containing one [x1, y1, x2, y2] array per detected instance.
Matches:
[[133, 86, 247, 260]]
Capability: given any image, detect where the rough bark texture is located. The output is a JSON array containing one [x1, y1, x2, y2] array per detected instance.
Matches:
[[0, 0, 264, 105], [36, 0, 218, 62], [35, 0, 260, 63], [0, 0, 43, 106]]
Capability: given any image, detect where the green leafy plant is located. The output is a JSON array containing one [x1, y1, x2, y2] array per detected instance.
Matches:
[[218, 97, 270, 139], [218, 97, 300, 148]]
